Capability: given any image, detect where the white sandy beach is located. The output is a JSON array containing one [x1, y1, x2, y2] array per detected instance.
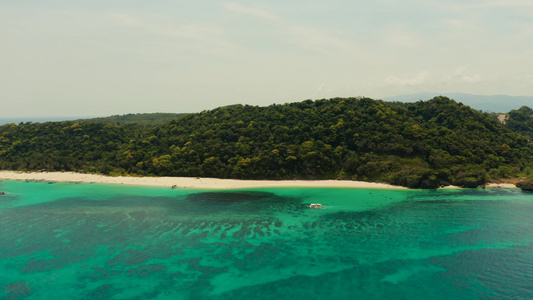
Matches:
[[0, 170, 517, 189], [0, 170, 409, 189]]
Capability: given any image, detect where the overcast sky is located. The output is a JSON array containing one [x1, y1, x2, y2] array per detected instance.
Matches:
[[2, 0, 533, 118]]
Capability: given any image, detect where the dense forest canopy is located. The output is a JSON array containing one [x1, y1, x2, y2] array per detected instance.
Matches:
[[1, 96, 532, 188]]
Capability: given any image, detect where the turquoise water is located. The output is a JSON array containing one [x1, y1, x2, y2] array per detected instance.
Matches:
[[1, 181, 532, 299]]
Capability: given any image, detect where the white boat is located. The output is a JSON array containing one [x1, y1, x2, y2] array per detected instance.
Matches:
[[309, 203, 323, 209]]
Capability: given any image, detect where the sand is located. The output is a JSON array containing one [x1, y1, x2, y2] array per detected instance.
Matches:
[[0, 171, 517, 190], [0, 171, 407, 190], [484, 183, 517, 189]]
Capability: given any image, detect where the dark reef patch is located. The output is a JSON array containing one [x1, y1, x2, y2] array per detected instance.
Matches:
[[2, 281, 32, 300]]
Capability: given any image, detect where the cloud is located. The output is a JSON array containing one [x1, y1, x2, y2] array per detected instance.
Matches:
[[223, 3, 279, 21], [107, 13, 222, 42], [385, 71, 430, 86], [512, 23, 533, 39], [479, 0, 533, 8], [383, 25, 422, 48], [443, 19, 466, 30], [317, 84, 332, 95], [104, 13, 237, 55], [286, 25, 359, 54], [221, 3, 360, 55], [430, 0, 533, 12], [452, 67, 482, 83]]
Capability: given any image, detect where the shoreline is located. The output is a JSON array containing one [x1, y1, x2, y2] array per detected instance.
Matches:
[[0, 171, 517, 190], [0, 171, 406, 190]]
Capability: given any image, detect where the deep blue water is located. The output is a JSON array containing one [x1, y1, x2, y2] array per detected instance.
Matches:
[[0, 181, 532, 299]]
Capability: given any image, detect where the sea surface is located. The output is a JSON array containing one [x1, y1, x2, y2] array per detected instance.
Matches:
[[0, 181, 532, 299]]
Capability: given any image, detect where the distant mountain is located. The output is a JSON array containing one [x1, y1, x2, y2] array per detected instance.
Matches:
[[382, 93, 533, 113], [0, 113, 187, 126], [0, 117, 84, 126], [74, 113, 186, 126]]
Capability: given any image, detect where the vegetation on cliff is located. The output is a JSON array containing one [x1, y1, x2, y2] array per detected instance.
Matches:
[[504, 106, 533, 140], [1, 96, 532, 188]]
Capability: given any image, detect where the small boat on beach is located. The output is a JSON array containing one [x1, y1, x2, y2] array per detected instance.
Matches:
[[309, 203, 323, 209]]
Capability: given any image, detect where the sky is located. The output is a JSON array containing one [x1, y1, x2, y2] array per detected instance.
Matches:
[[1, 0, 533, 118]]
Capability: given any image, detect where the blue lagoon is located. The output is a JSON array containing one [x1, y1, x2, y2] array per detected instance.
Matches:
[[0, 180, 532, 299]]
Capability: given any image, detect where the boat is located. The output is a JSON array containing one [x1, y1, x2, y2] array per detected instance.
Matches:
[[309, 203, 323, 209], [0, 191, 5, 196]]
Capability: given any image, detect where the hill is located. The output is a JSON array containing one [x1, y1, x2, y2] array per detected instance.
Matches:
[[383, 93, 533, 113], [74, 113, 186, 126], [1, 97, 532, 188]]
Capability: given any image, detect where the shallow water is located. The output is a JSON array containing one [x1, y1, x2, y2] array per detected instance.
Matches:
[[0, 181, 532, 299]]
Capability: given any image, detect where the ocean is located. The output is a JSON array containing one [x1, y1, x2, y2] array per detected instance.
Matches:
[[0, 180, 532, 299]]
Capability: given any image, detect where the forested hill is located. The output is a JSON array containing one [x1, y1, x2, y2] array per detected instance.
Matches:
[[75, 113, 186, 126], [1, 96, 532, 188]]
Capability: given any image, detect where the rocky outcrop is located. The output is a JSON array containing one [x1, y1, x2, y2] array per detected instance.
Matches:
[[516, 180, 533, 191]]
